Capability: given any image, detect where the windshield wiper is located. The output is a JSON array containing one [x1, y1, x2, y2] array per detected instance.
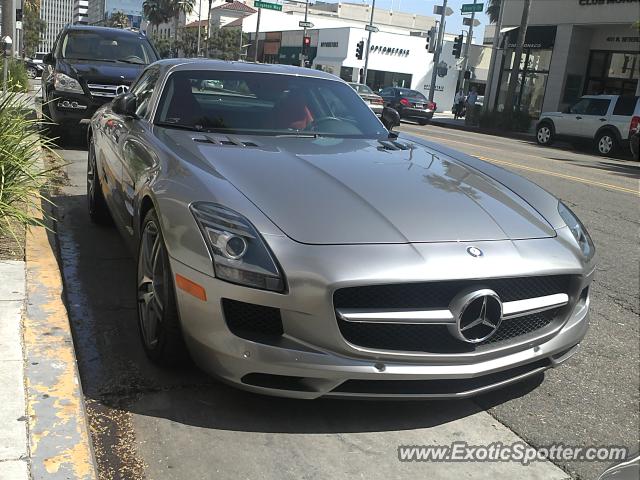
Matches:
[[274, 132, 320, 138], [67, 57, 117, 63], [116, 58, 145, 65], [155, 122, 202, 132]]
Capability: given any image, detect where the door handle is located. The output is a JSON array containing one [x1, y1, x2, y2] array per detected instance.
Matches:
[[599, 118, 606, 121], [575, 116, 582, 120]]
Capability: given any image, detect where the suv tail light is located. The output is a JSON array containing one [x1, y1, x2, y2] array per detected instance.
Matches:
[[399, 98, 411, 107], [428, 101, 437, 111], [630, 116, 640, 135]]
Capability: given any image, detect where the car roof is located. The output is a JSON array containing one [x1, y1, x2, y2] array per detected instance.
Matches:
[[157, 58, 342, 82], [63, 24, 146, 38]]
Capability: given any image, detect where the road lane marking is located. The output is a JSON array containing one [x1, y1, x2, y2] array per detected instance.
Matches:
[[401, 127, 640, 196], [475, 155, 640, 197]]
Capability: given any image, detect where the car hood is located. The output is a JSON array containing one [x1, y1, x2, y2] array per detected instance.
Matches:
[[162, 131, 556, 245], [62, 59, 144, 85]]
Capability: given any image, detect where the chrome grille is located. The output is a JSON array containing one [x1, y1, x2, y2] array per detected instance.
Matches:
[[334, 276, 573, 353], [87, 83, 129, 99]]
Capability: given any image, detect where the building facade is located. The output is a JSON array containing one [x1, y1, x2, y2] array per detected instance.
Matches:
[[73, 0, 89, 23], [40, 0, 74, 51], [488, 0, 640, 117]]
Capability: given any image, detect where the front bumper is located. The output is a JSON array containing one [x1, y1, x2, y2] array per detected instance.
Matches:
[[46, 90, 110, 125], [169, 236, 594, 399]]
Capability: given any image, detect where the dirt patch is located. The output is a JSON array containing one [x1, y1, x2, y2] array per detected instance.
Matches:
[[85, 399, 146, 480], [0, 219, 26, 260]]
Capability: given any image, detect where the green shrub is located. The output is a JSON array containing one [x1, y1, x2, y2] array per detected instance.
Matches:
[[5, 59, 29, 93], [0, 90, 57, 241], [479, 109, 532, 132]]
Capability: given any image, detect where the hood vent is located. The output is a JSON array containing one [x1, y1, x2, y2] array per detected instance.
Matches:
[[192, 135, 258, 148], [377, 140, 410, 151]]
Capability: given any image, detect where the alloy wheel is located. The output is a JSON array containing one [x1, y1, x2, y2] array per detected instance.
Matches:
[[537, 127, 551, 144], [598, 135, 613, 155], [137, 221, 167, 349]]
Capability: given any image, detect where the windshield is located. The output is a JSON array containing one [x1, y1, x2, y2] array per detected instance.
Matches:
[[156, 71, 387, 138], [61, 30, 158, 64]]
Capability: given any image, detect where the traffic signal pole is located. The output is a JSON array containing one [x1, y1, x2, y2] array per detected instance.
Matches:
[[427, 0, 447, 103], [300, 0, 309, 66], [460, 0, 478, 92], [361, 0, 376, 86]]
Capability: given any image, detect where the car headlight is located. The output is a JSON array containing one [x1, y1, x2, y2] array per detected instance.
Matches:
[[558, 202, 595, 261], [54, 72, 83, 94], [190, 203, 285, 292]]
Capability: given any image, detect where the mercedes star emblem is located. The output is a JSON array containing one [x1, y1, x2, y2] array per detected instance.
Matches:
[[467, 246, 483, 257], [448, 289, 503, 343], [116, 85, 129, 96]]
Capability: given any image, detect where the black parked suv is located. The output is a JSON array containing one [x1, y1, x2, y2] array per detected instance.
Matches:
[[41, 25, 159, 141]]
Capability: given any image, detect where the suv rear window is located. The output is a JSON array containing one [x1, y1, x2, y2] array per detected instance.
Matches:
[[612, 96, 638, 116], [61, 30, 158, 65]]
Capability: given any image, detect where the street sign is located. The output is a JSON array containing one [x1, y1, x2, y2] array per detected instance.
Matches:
[[254, 1, 282, 11], [461, 2, 484, 13], [433, 5, 454, 16], [299, 21, 313, 28], [463, 18, 481, 27], [365, 24, 379, 33], [16, 21, 22, 30]]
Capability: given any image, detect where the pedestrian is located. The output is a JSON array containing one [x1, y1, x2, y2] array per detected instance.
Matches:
[[453, 88, 465, 119], [466, 87, 478, 109]]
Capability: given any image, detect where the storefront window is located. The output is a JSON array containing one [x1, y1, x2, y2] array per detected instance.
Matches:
[[497, 48, 553, 117], [365, 70, 412, 93], [585, 51, 639, 96]]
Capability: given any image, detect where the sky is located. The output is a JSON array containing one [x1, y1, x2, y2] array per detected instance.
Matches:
[[325, 0, 492, 44]]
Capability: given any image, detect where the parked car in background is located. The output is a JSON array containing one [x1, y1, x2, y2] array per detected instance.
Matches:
[[22, 58, 44, 79], [536, 95, 640, 156], [630, 114, 639, 161], [378, 87, 435, 125], [348, 82, 384, 114], [31, 52, 48, 65], [41, 24, 159, 141], [87, 59, 595, 399]]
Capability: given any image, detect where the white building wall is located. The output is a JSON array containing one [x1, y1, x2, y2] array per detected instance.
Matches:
[[40, 0, 74, 51]]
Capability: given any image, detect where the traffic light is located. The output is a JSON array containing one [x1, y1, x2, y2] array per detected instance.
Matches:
[[16, 9, 23, 21], [425, 26, 437, 53], [464, 70, 471, 79], [355, 40, 364, 60], [302, 36, 311, 55], [452, 34, 464, 59]]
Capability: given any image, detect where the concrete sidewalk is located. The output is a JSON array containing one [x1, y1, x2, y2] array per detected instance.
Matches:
[[0, 260, 29, 479]]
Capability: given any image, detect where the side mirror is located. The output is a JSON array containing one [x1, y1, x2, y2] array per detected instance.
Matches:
[[381, 106, 400, 131], [43, 53, 54, 65], [112, 92, 137, 117]]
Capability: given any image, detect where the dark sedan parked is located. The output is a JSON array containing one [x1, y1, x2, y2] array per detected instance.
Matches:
[[378, 87, 435, 125]]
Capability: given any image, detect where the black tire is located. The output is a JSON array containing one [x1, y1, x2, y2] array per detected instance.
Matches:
[[41, 101, 66, 142], [536, 122, 554, 146], [418, 119, 429, 126], [87, 140, 113, 225], [137, 209, 188, 366], [27, 67, 37, 79], [595, 130, 617, 156]]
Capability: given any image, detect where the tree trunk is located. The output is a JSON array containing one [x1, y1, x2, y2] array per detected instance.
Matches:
[[174, 14, 179, 57], [206, 0, 212, 57], [503, 0, 531, 114]]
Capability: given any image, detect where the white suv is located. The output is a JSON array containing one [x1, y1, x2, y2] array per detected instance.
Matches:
[[536, 95, 640, 156]]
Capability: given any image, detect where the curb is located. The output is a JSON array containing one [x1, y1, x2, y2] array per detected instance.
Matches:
[[430, 118, 535, 143], [23, 186, 98, 478]]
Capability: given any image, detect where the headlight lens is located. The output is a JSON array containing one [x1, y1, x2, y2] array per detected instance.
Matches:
[[54, 72, 83, 94], [190, 203, 284, 292], [558, 202, 595, 261]]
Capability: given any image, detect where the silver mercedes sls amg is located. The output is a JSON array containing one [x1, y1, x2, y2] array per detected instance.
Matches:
[[87, 59, 596, 399]]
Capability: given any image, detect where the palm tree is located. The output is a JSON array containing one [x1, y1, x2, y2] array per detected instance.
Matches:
[[166, 0, 195, 56], [107, 11, 131, 28], [486, 0, 501, 24], [205, 0, 214, 57], [143, 0, 169, 37]]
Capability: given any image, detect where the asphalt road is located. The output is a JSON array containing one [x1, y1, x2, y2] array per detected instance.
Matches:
[[50, 124, 639, 480]]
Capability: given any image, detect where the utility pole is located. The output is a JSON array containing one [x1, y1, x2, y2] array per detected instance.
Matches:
[[428, 0, 447, 103], [300, 0, 309, 66], [253, 6, 261, 62], [361, 0, 376, 86], [1, 0, 16, 56], [196, 0, 202, 56], [484, 0, 506, 111], [460, 0, 477, 93]]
